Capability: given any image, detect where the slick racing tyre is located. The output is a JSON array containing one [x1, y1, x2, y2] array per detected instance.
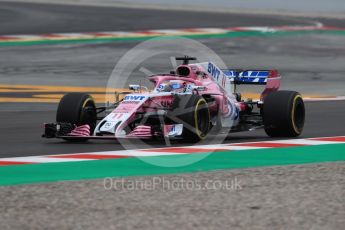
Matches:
[[168, 94, 210, 142], [263, 90, 305, 137], [56, 93, 97, 139]]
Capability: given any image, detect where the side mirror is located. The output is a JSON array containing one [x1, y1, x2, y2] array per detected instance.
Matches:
[[129, 84, 140, 91]]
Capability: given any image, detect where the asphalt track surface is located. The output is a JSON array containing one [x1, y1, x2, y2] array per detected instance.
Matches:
[[0, 2, 345, 229], [0, 100, 344, 158], [1, 1, 343, 35]]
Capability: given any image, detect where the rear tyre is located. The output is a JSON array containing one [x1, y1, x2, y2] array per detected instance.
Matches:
[[56, 93, 97, 140], [168, 94, 210, 142], [263, 91, 305, 137]]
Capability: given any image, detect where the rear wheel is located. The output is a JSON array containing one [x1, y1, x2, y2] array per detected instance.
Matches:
[[168, 94, 210, 142], [263, 90, 305, 137], [56, 93, 97, 140]]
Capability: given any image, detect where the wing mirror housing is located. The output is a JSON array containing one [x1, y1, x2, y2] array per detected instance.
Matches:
[[129, 84, 140, 91], [129, 84, 148, 92]]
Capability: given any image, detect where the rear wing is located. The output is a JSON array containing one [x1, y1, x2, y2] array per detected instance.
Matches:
[[196, 62, 280, 100], [222, 70, 279, 85], [223, 69, 281, 100]]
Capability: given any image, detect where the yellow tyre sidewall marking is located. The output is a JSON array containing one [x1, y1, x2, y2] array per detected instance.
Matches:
[[291, 94, 303, 134], [194, 98, 210, 140], [80, 97, 94, 121]]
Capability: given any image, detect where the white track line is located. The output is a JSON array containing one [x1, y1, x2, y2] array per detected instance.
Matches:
[[269, 139, 338, 145], [0, 156, 93, 163], [66, 150, 187, 157], [180, 145, 267, 150]]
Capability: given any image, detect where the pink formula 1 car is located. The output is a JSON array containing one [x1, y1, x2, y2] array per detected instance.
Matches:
[[43, 56, 305, 142]]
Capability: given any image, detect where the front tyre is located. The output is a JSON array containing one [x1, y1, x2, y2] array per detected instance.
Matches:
[[56, 93, 97, 137], [263, 91, 305, 137]]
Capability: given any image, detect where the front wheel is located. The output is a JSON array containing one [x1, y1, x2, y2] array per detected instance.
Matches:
[[263, 91, 305, 137], [56, 93, 97, 140]]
